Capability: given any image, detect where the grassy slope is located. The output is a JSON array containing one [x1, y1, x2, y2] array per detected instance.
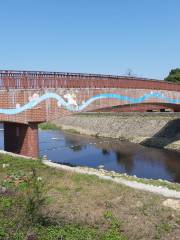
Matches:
[[39, 122, 60, 130], [0, 154, 180, 240]]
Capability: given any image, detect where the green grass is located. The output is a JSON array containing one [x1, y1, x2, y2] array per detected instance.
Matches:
[[64, 128, 81, 134], [0, 220, 127, 240], [39, 122, 60, 130], [1, 153, 180, 240], [39, 122, 82, 135], [0, 154, 127, 240], [155, 222, 172, 239]]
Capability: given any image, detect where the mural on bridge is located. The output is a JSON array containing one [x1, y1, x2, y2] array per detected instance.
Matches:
[[0, 91, 180, 115]]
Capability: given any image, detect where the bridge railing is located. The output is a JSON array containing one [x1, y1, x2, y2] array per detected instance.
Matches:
[[0, 70, 180, 91]]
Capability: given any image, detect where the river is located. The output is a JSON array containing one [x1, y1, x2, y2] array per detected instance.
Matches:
[[38, 129, 180, 183], [0, 126, 179, 183]]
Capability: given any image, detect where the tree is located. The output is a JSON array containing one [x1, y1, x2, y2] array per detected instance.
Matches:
[[126, 68, 135, 77], [126, 68, 133, 76], [164, 68, 180, 83]]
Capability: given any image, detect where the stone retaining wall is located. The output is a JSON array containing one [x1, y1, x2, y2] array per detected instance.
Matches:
[[52, 113, 180, 151]]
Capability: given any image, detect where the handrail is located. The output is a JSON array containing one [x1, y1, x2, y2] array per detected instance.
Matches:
[[0, 70, 179, 91], [0, 70, 159, 81]]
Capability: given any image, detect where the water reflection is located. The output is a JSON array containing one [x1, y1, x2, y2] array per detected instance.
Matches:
[[115, 151, 134, 174], [39, 130, 180, 183], [64, 136, 88, 152], [102, 149, 110, 155]]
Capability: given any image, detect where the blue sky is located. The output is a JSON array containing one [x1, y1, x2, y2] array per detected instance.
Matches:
[[0, 0, 179, 79]]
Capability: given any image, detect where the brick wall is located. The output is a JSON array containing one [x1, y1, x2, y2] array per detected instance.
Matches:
[[4, 122, 39, 157], [0, 72, 180, 124], [0, 72, 180, 158], [0, 87, 180, 124]]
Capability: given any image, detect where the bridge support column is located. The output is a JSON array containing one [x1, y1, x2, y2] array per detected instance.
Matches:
[[4, 122, 39, 158]]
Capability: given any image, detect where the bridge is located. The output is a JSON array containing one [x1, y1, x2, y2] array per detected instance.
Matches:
[[0, 70, 180, 158]]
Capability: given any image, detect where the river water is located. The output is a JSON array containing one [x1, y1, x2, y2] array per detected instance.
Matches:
[[38, 129, 180, 183], [0, 128, 180, 183]]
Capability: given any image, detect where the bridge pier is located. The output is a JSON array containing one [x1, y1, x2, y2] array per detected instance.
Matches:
[[4, 122, 39, 158]]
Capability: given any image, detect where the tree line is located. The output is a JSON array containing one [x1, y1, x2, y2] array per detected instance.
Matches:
[[165, 68, 180, 83]]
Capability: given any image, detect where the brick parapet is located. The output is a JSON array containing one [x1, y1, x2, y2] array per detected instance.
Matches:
[[0, 88, 180, 123]]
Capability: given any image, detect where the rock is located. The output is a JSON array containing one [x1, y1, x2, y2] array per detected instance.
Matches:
[[136, 201, 143, 208], [0, 186, 7, 194], [2, 163, 9, 168], [163, 199, 180, 211], [167, 213, 175, 220], [98, 165, 104, 169], [26, 233, 37, 240]]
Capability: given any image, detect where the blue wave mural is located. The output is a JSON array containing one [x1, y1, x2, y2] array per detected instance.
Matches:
[[0, 92, 179, 115]]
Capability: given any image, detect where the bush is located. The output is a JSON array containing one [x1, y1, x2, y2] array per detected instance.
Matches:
[[21, 168, 46, 224]]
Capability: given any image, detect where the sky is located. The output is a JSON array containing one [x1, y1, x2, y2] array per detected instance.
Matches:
[[0, 0, 179, 80]]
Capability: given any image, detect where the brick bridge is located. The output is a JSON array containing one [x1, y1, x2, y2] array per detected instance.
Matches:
[[0, 70, 180, 158]]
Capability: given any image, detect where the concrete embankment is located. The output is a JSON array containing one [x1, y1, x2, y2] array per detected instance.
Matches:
[[52, 112, 180, 151]]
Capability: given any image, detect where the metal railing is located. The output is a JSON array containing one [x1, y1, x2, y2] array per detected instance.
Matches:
[[0, 70, 179, 91]]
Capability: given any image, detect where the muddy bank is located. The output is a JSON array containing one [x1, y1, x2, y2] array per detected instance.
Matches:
[[51, 112, 180, 151]]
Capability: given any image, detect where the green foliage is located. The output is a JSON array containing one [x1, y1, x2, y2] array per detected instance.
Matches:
[[102, 229, 127, 240], [64, 128, 80, 134], [103, 211, 127, 240], [37, 225, 99, 240], [164, 68, 180, 83], [0, 227, 6, 238], [21, 168, 46, 224], [39, 122, 60, 130], [155, 222, 172, 239], [36, 219, 127, 240], [0, 197, 13, 209]]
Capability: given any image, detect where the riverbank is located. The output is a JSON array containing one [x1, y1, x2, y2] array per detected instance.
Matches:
[[1, 153, 180, 240], [43, 160, 180, 198], [50, 112, 180, 151]]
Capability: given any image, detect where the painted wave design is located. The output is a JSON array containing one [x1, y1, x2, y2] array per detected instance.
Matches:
[[0, 92, 180, 115]]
